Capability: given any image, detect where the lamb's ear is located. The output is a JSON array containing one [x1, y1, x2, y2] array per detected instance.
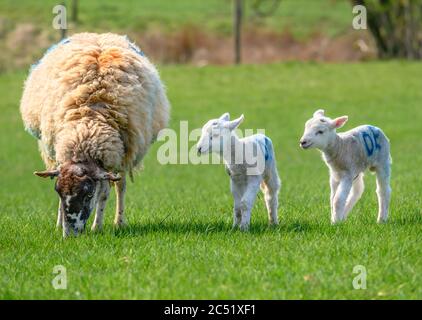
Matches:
[[97, 172, 121, 182], [331, 116, 348, 129], [224, 114, 244, 131], [313, 109, 325, 118], [219, 113, 230, 121], [34, 170, 59, 179]]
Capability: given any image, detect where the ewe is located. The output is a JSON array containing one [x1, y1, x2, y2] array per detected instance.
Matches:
[[20, 33, 170, 237], [300, 109, 391, 224], [197, 113, 281, 230]]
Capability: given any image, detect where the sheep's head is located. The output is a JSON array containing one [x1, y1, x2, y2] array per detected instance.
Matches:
[[34, 161, 120, 237], [196, 113, 244, 155], [300, 109, 348, 150]]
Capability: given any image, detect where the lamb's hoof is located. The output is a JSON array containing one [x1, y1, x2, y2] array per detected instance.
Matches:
[[91, 224, 103, 232], [113, 220, 127, 229], [239, 224, 250, 232], [377, 217, 388, 224]]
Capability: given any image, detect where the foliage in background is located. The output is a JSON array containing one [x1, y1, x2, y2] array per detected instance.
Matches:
[[352, 0, 422, 59]]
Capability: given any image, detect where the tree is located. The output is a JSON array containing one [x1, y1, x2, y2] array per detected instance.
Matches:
[[352, 0, 422, 59]]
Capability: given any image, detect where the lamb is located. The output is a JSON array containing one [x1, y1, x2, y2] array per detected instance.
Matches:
[[196, 113, 281, 230], [299, 109, 391, 224], [20, 33, 170, 237]]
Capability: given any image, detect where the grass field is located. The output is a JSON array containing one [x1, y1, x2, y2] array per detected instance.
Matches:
[[0, 61, 421, 299]]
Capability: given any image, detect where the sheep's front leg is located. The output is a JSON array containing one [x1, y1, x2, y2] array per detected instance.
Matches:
[[344, 174, 365, 218], [239, 177, 262, 231], [330, 176, 340, 218], [91, 181, 110, 231], [331, 177, 352, 224], [114, 174, 126, 227], [231, 179, 243, 228], [56, 199, 63, 229]]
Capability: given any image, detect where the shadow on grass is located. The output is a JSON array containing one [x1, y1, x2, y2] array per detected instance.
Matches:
[[110, 220, 318, 237]]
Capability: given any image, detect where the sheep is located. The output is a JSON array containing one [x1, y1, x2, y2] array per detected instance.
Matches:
[[196, 113, 281, 231], [299, 109, 391, 224], [20, 33, 170, 237]]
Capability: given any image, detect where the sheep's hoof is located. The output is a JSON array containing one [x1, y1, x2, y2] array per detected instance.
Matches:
[[91, 224, 103, 232], [113, 219, 127, 229], [239, 224, 250, 232], [377, 217, 388, 224]]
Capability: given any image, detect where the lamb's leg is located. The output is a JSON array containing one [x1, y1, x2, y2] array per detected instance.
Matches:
[[91, 181, 110, 231], [239, 177, 261, 231], [56, 199, 63, 229], [231, 180, 242, 228], [344, 174, 365, 218], [262, 173, 280, 225], [330, 176, 340, 218], [332, 177, 353, 224], [375, 164, 391, 223], [114, 174, 126, 227]]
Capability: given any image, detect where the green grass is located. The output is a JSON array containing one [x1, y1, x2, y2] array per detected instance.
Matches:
[[0, 0, 353, 37], [0, 61, 421, 299]]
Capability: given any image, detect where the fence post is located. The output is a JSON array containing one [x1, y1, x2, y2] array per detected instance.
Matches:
[[233, 0, 243, 64]]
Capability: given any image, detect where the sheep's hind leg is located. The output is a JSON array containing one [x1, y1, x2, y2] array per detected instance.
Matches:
[[344, 174, 365, 218], [375, 164, 391, 223], [262, 175, 280, 226], [114, 174, 127, 227], [91, 181, 110, 231]]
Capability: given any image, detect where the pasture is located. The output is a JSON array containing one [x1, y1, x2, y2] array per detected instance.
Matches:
[[0, 61, 421, 299]]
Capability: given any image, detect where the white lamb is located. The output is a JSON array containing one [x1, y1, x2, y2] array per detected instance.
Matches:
[[197, 113, 281, 230], [300, 109, 391, 224]]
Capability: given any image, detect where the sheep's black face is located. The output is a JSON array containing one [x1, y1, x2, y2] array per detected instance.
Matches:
[[55, 164, 99, 237], [34, 161, 121, 238]]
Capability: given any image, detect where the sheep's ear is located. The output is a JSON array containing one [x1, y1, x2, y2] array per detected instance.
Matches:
[[224, 114, 244, 131], [332, 116, 348, 129], [219, 113, 230, 121], [97, 172, 121, 182], [34, 170, 59, 179], [313, 109, 325, 118]]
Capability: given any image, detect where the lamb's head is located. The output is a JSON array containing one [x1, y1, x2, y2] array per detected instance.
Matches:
[[34, 161, 120, 236], [196, 113, 244, 155], [300, 109, 348, 150]]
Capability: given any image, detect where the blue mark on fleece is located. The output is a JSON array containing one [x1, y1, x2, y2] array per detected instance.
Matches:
[[256, 136, 271, 161], [125, 35, 145, 57], [29, 38, 70, 74], [264, 137, 271, 161], [361, 126, 381, 157]]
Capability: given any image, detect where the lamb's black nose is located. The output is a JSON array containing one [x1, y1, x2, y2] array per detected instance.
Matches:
[[197, 147, 202, 155], [300, 140, 307, 147]]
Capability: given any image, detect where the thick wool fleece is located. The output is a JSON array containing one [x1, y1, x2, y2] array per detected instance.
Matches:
[[20, 33, 170, 173]]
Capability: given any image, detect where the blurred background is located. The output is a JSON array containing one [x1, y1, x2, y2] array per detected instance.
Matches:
[[1, 0, 421, 73]]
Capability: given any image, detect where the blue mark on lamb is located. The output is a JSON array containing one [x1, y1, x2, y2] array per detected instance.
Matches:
[[361, 125, 381, 157]]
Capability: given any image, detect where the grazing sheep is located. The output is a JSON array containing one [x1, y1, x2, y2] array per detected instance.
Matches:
[[196, 113, 281, 230], [20, 33, 170, 237], [299, 109, 391, 224]]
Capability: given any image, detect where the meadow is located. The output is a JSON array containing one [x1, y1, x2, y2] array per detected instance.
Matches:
[[0, 61, 421, 299]]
